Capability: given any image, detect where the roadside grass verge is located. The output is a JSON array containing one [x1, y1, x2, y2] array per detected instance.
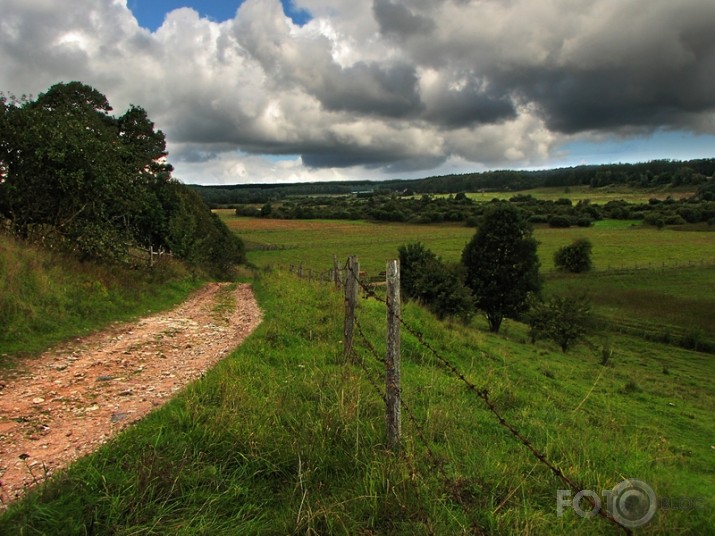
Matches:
[[2, 269, 712, 534], [0, 234, 203, 368]]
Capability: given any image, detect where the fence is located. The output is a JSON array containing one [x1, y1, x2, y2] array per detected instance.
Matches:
[[287, 257, 634, 534]]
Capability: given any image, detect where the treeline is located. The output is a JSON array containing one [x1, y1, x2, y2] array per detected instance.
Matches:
[[191, 158, 715, 207], [0, 82, 244, 278], [236, 191, 715, 228]]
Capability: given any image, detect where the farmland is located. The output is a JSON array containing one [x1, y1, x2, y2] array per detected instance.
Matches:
[[223, 211, 715, 339], [221, 211, 715, 273]]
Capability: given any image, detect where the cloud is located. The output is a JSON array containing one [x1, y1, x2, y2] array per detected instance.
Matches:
[[373, 0, 435, 38], [1, 0, 714, 185]]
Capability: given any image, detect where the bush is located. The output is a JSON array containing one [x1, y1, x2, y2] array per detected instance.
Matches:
[[554, 239, 593, 273], [398, 242, 474, 322], [548, 215, 572, 228], [526, 295, 595, 352]]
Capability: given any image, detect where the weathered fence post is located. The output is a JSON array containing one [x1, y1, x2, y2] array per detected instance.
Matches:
[[333, 254, 341, 290], [298, 263, 304, 278], [385, 259, 401, 450], [343, 255, 359, 361]]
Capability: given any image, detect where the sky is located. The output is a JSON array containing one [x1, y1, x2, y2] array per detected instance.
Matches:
[[1, 0, 714, 185]]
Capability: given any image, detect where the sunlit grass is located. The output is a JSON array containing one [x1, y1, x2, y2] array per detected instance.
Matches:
[[219, 212, 715, 274], [2, 269, 712, 533], [0, 234, 202, 366]]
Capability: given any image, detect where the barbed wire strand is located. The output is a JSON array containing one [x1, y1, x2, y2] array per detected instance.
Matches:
[[346, 263, 632, 535], [354, 319, 485, 535]]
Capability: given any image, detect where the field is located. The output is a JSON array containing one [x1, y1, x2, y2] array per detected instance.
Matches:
[[2, 211, 714, 534], [219, 211, 715, 273], [224, 212, 715, 343], [458, 185, 696, 204]]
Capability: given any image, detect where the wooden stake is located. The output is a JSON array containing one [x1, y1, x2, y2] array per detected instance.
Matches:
[[385, 259, 401, 450]]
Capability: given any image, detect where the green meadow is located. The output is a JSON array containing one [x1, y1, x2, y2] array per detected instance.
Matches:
[[459, 185, 696, 204], [2, 212, 714, 534], [221, 211, 715, 274]]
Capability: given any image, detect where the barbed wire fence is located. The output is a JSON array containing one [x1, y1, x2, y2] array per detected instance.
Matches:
[[286, 257, 633, 534]]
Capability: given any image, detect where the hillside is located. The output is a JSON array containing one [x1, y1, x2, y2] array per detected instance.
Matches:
[[1, 268, 713, 533]]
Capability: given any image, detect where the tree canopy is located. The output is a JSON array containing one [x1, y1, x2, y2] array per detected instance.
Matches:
[[0, 82, 244, 277], [461, 203, 541, 332]]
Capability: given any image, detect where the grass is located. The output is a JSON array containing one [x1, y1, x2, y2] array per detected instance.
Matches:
[[0, 234, 203, 368], [223, 212, 715, 349], [2, 213, 713, 533], [459, 185, 696, 204], [220, 212, 715, 274], [222, 215, 475, 275], [2, 269, 712, 534]]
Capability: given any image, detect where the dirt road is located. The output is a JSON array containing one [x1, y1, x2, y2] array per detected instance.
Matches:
[[0, 282, 262, 506]]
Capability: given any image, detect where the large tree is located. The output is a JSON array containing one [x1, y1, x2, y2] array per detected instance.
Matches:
[[461, 203, 541, 332], [1, 82, 135, 257], [0, 82, 245, 277]]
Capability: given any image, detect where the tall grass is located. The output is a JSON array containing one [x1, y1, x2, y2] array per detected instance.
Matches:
[[0, 234, 201, 363], [2, 269, 712, 533]]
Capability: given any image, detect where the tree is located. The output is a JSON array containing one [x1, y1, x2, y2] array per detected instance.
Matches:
[[554, 238, 593, 273], [0, 82, 131, 258], [461, 203, 541, 332], [526, 295, 594, 352], [0, 82, 245, 277]]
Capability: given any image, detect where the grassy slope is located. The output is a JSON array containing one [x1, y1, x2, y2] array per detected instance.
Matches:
[[0, 234, 203, 367], [1, 270, 713, 534]]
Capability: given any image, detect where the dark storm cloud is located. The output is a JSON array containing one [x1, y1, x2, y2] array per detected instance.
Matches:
[[301, 149, 444, 172], [497, 7, 715, 134], [373, 0, 435, 37], [422, 75, 517, 128], [388, 0, 715, 135], [314, 61, 423, 118]]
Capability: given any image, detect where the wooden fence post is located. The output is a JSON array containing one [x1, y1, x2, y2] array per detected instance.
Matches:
[[333, 254, 341, 290], [385, 259, 401, 450], [343, 255, 359, 361]]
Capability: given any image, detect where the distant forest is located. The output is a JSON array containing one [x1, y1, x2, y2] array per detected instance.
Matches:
[[190, 158, 715, 228], [190, 158, 715, 206]]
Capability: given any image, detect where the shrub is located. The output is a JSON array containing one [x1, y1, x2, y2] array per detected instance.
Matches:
[[548, 215, 572, 228], [554, 239, 593, 273], [399, 242, 474, 322], [526, 295, 595, 352]]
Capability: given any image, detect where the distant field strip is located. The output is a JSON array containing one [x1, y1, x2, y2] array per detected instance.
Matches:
[[220, 213, 715, 273]]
